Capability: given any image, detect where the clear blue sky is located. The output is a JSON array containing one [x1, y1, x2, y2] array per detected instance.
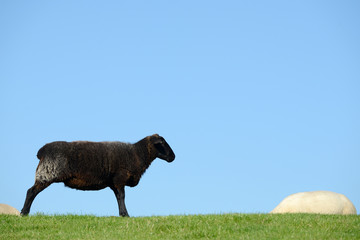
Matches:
[[1, 1, 359, 216]]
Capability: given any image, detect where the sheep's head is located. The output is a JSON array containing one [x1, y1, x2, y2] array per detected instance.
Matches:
[[150, 134, 175, 162]]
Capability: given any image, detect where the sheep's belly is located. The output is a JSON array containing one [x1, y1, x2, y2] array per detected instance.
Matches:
[[64, 178, 108, 190]]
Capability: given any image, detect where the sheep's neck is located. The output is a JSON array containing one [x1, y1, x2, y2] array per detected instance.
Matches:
[[133, 137, 157, 171]]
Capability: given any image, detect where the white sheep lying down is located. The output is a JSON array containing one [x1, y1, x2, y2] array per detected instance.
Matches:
[[0, 203, 20, 216], [270, 191, 357, 215]]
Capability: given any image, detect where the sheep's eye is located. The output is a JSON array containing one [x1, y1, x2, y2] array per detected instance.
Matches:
[[155, 143, 166, 154]]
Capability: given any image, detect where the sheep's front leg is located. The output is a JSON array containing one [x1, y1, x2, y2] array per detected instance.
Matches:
[[111, 185, 129, 217]]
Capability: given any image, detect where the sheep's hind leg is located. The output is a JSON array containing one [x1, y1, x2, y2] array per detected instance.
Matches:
[[111, 185, 129, 217], [21, 181, 51, 216]]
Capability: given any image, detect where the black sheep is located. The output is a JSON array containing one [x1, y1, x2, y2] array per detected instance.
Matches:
[[21, 134, 175, 217]]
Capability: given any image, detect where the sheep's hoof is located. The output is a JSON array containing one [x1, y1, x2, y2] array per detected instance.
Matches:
[[120, 212, 129, 217], [20, 211, 29, 217]]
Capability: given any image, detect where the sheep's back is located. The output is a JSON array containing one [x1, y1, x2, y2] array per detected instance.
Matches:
[[270, 191, 357, 215], [0, 203, 20, 216], [38, 140, 131, 161]]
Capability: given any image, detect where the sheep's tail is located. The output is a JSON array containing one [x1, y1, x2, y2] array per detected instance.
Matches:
[[36, 141, 68, 161], [37, 145, 47, 160], [36, 142, 54, 160]]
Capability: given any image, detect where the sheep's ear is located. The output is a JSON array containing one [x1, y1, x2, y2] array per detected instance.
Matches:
[[151, 134, 164, 144], [152, 138, 163, 145]]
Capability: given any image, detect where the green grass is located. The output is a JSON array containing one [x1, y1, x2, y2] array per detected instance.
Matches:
[[1, 213, 359, 239]]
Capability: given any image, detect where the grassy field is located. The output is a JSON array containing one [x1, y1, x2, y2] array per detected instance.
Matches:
[[1, 213, 359, 239]]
